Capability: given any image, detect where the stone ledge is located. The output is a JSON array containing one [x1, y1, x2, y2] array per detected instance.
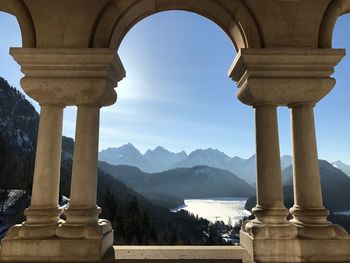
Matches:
[[0, 245, 252, 263], [114, 246, 252, 263], [240, 230, 350, 263]]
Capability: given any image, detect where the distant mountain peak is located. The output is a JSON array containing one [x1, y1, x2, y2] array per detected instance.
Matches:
[[151, 146, 171, 154], [190, 148, 228, 156], [123, 142, 138, 149], [332, 160, 350, 177], [333, 160, 345, 166], [145, 146, 187, 156]]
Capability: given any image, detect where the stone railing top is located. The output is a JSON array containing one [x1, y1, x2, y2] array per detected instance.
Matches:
[[114, 246, 251, 262]]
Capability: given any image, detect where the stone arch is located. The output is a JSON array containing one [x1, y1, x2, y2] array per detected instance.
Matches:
[[92, 0, 262, 51], [0, 1, 35, 48], [319, 0, 350, 48]]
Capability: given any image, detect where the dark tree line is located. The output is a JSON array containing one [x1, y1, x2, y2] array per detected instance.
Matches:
[[99, 188, 228, 245]]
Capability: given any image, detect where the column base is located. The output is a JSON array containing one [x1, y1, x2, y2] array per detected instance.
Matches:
[[290, 205, 329, 226], [240, 229, 350, 263], [244, 206, 297, 239], [243, 220, 297, 239], [0, 220, 114, 262], [290, 205, 349, 239], [292, 222, 350, 240], [60, 206, 102, 225], [252, 205, 290, 224], [18, 206, 63, 238], [56, 218, 112, 239]]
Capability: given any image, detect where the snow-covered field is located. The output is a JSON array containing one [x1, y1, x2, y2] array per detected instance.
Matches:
[[334, 210, 350, 216]]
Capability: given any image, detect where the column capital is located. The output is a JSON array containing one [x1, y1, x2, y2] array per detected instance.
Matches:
[[10, 48, 126, 106], [228, 48, 345, 106]]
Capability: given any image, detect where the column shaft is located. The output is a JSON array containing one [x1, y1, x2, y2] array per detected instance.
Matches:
[[31, 104, 63, 207], [253, 105, 288, 224], [290, 104, 328, 225], [66, 105, 101, 224], [21, 104, 64, 237]]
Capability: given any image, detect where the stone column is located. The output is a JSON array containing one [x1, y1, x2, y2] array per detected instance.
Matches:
[[19, 103, 64, 238], [229, 50, 294, 239], [68, 105, 101, 223], [289, 103, 328, 226], [252, 104, 288, 225], [1, 48, 125, 263], [228, 48, 349, 263], [57, 104, 107, 239], [289, 103, 348, 239], [242, 104, 293, 239]]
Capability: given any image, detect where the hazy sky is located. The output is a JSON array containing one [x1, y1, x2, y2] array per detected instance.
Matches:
[[1, 11, 350, 163]]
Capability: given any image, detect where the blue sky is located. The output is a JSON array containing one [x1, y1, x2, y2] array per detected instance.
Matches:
[[1, 11, 350, 163]]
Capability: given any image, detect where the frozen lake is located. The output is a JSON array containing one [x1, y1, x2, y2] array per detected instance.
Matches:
[[334, 210, 350, 216], [171, 197, 251, 226]]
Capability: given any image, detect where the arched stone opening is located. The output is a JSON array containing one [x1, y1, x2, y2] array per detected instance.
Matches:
[[98, 10, 249, 243], [0, 11, 33, 205], [319, 0, 350, 48], [0, 1, 35, 48], [0, 11, 23, 88], [92, 0, 262, 51]]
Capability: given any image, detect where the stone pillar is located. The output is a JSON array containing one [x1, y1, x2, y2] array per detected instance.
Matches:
[[56, 105, 109, 240], [18, 103, 64, 238], [229, 48, 349, 263], [289, 103, 328, 226], [251, 104, 288, 226], [68, 105, 101, 223], [1, 48, 125, 263], [289, 103, 349, 239], [229, 50, 294, 240]]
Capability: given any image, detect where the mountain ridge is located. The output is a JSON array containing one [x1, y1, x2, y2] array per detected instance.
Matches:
[[332, 160, 350, 177], [99, 144, 350, 185], [98, 162, 255, 200], [99, 144, 295, 184]]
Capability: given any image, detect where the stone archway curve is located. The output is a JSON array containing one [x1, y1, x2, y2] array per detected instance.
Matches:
[[319, 0, 350, 48], [92, 0, 262, 52], [0, 1, 35, 48]]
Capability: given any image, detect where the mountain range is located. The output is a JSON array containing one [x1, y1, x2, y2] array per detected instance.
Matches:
[[99, 144, 295, 184], [98, 162, 255, 200]]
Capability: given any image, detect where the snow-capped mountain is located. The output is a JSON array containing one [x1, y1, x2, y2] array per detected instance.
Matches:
[[99, 143, 158, 172], [98, 144, 293, 184], [173, 148, 232, 171], [144, 146, 187, 171], [332, 160, 350, 177]]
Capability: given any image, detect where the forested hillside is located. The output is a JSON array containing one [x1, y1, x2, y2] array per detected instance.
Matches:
[[99, 162, 255, 199]]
